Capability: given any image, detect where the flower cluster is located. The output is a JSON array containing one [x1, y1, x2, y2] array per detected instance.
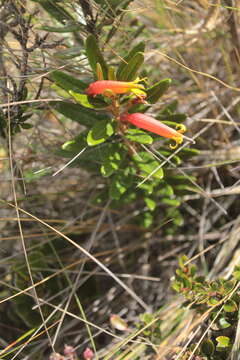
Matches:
[[86, 79, 188, 148]]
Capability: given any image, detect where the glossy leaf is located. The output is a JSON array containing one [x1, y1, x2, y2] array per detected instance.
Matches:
[[108, 66, 116, 80], [223, 299, 238, 313], [158, 183, 174, 197], [157, 113, 187, 123], [117, 42, 145, 79], [117, 52, 144, 81], [40, 23, 83, 33], [96, 63, 104, 81], [100, 149, 123, 177], [85, 35, 108, 79], [216, 336, 230, 348], [50, 71, 87, 92], [110, 176, 128, 200], [144, 197, 156, 211], [146, 79, 171, 104], [33, 0, 74, 24], [133, 152, 164, 180], [69, 91, 108, 109], [159, 100, 178, 115], [69, 92, 95, 109], [180, 147, 200, 159], [125, 129, 153, 144], [53, 101, 105, 127], [201, 339, 215, 356], [161, 198, 180, 207], [54, 46, 83, 59], [87, 120, 114, 146], [95, 0, 126, 18]]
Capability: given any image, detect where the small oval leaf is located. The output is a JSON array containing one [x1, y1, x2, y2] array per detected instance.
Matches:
[[117, 52, 144, 81], [85, 35, 108, 79], [146, 78, 171, 104]]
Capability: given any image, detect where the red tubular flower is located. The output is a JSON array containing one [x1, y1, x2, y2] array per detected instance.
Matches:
[[86, 80, 145, 96], [121, 112, 186, 148]]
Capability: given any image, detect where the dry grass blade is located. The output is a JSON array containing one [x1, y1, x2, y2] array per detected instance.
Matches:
[[3, 201, 150, 311]]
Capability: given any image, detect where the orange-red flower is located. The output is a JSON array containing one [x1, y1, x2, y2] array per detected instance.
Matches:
[[86, 80, 145, 96], [121, 112, 186, 148]]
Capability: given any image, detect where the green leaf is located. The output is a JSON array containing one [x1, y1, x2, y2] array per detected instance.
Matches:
[[69, 91, 96, 109], [218, 316, 231, 329], [96, 63, 104, 81], [50, 70, 87, 92], [96, 0, 134, 16], [117, 42, 145, 79], [158, 149, 182, 165], [158, 183, 174, 197], [178, 255, 188, 269], [33, 0, 74, 24], [62, 140, 84, 153], [110, 176, 128, 200], [207, 297, 219, 306], [216, 336, 230, 349], [109, 167, 134, 200], [156, 114, 187, 123], [69, 91, 109, 109], [101, 162, 116, 177], [233, 266, 240, 280], [159, 100, 178, 115], [146, 79, 171, 104], [172, 281, 181, 292], [51, 84, 71, 98], [24, 168, 51, 183], [85, 35, 108, 79], [117, 52, 144, 81], [142, 211, 153, 228], [108, 66, 116, 80], [201, 339, 215, 356], [100, 149, 123, 177], [180, 147, 200, 159], [223, 300, 238, 313], [138, 181, 154, 194], [53, 101, 106, 127], [161, 198, 180, 207], [125, 129, 153, 144], [87, 120, 114, 146], [40, 23, 83, 33], [54, 46, 83, 59], [20, 123, 33, 129], [144, 197, 156, 211], [133, 151, 164, 180]]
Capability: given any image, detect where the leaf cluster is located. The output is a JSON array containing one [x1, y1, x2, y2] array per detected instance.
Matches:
[[173, 256, 240, 359]]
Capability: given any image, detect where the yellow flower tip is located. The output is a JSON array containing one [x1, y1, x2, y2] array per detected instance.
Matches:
[[133, 77, 148, 85], [131, 87, 146, 97], [169, 135, 183, 149], [175, 123, 186, 134]]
